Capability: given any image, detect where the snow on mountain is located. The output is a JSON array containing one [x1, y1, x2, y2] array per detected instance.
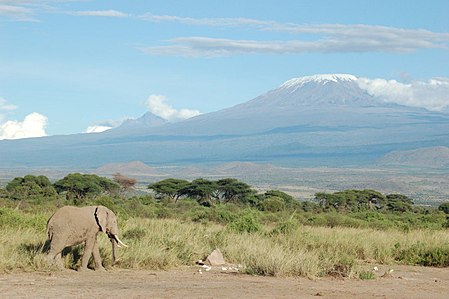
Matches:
[[243, 73, 377, 108], [280, 74, 358, 89]]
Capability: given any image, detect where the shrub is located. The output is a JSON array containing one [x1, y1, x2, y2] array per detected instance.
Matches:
[[0, 207, 47, 230], [228, 211, 261, 233], [393, 242, 449, 267], [259, 196, 286, 212], [269, 219, 299, 235]]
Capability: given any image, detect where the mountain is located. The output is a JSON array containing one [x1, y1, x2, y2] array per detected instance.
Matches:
[[1, 74, 448, 169], [378, 146, 449, 168], [95, 161, 165, 176], [114, 112, 167, 132]]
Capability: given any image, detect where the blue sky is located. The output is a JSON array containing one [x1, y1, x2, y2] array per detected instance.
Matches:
[[1, 0, 449, 138]]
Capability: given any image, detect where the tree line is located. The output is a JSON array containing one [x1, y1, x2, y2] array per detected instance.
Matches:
[[2, 173, 449, 216]]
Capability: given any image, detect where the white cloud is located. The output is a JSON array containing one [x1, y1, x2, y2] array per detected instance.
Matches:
[[85, 125, 113, 133], [0, 4, 35, 21], [0, 0, 85, 21], [84, 116, 130, 133], [141, 29, 449, 57], [0, 112, 48, 140], [69, 10, 128, 18], [357, 77, 449, 111], [0, 97, 18, 111], [139, 13, 270, 28], [139, 14, 449, 56], [145, 95, 201, 122]]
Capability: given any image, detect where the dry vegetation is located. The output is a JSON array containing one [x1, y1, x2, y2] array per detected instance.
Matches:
[[2, 208, 449, 278]]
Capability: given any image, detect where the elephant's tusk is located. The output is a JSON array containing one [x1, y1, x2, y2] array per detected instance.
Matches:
[[114, 235, 129, 248]]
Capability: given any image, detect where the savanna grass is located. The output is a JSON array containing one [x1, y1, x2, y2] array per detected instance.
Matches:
[[2, 208, 449, 277]]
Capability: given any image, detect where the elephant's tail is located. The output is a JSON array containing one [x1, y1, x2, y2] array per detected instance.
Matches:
[[43, 223, 53, 253], [46, 219, 54, 241]]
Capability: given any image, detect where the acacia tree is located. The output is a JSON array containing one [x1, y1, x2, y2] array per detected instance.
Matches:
[[179, 178, 217, 204], [54, 173, 119, 202], [6, 175, 57, 200], [216, 178, 254, 203], [148, 178, 190, 202]]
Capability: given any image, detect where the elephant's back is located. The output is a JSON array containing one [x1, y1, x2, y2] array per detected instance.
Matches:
[[47, 206, 95, 227]]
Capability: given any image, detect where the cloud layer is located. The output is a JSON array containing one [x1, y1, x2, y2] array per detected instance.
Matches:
[[0, 112, 48, 140], [138, 15, 449, 56], [0, 97, 18, 111], [69, 10, 128, 18], [3, 4, 447, 56], [145, 95, 201, 122], [357, 77, 449, 111]]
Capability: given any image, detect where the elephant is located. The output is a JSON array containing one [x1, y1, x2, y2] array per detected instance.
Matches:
[[46, 205, 128, 271]]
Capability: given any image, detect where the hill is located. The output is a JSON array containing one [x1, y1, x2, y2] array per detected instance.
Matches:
[[378, 146, 449, 168]]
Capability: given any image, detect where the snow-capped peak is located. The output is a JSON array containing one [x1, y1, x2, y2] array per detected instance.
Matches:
[[280, 74, 358, 89]]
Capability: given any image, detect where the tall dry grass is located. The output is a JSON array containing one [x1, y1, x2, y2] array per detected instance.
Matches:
[[1, 210, 449, 277]]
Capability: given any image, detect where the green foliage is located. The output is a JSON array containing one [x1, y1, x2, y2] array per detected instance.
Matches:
[[216, 178, 254, 203], [315, 189, 414, 213], [179, 178, 217, 203], [269, 218, 299, 235], [54, 173, 119, 203], [0, 207, 47, 230], [264, 190, 295, 205], [438, 202, 449, 214], [393, 242, 449, 266], [259, 196, 286, 212], [228, 211, 261, 233], [5, 175, 57, 201], [149, 178, 257, 206], [148, 178, 190, 201]]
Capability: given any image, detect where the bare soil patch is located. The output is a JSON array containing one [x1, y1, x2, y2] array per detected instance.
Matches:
[[1, 265, 449, 298]]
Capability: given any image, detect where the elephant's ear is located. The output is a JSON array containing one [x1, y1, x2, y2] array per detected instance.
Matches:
[[95, 206, 108, 233]]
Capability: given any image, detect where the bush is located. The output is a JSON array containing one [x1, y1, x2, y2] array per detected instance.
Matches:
[[259, 197, 286, 212], [0, 207, 47, 230], [269, 219, 299, 235], [393, 242, 449, 267], [228, 211, 261, 233]]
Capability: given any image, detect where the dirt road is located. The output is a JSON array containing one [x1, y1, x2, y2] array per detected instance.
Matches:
[[1, 265, 448, 298]]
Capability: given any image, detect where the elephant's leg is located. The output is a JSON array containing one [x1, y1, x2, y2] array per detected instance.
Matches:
[[92, 240, 105, 271], [47, 240, 65, 269], [80, 239, 94, 271], [54, 252, 64, 268]]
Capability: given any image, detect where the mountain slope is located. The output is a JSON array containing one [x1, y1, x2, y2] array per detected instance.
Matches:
[[116, 74, 442, 136], [378, 146, 449, 168], [1, 74, 448, 168]]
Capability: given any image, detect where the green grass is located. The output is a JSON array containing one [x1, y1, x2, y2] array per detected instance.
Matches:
[[2, 207, 449, 277]]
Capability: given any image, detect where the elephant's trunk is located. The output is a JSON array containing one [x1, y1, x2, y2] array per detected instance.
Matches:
[[109, 233, 128, 265], [111, 238, 118, 265]]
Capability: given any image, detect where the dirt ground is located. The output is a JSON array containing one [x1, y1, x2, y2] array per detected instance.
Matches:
[[1, 265, 449, 299]]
